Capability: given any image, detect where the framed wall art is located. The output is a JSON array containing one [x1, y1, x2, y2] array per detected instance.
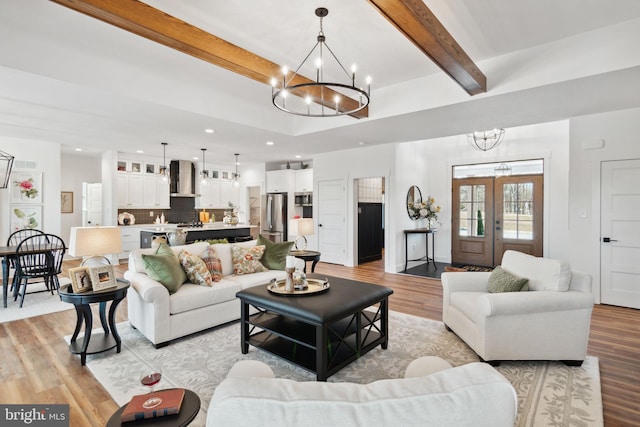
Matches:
[[11, 171, 43, 204], [10, 205, 42, 232], [69, 267, 92, 293], [61, 191, 73, 213], [90, 264, 117, 291]]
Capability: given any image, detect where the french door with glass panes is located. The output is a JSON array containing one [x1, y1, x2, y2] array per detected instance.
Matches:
[[452, 174, 543, 267]]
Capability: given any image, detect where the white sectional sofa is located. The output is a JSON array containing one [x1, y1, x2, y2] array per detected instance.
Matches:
[[125, 240, 300, 347], [207, 357, 518, 427]]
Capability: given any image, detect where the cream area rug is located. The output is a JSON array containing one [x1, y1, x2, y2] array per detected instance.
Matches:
[[0, 278, 72, 323], [83, 311, 603, 427]]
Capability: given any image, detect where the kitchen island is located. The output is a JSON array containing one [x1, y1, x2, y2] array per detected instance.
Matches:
[[139, 223, 257, 248]]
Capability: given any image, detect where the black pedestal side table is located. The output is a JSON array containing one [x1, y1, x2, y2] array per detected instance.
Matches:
[[290, 250, 321, 273], [59, 278, 129, 365], [106, 388, 201, 427]]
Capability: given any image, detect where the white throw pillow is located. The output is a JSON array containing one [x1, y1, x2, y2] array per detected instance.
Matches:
[[501, 250, 571, 291]]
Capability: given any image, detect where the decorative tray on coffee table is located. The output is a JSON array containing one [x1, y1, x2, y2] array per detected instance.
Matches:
[[267, 278, 330, 296]]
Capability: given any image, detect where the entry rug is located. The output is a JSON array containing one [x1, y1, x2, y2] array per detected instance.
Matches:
[[0, 278, 72, 324], [83, 311, 603, 427]]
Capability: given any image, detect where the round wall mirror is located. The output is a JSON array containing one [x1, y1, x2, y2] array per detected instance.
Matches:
[[407, 185, 422, 220]]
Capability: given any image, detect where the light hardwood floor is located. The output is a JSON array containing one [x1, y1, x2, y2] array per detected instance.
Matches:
[[0, 258, 638, 426]]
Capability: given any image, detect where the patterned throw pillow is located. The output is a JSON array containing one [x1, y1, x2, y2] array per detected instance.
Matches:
[[231, 245, 268, 275], [487, 266, 529, 293], [178, 249, 213, 286], [200, 246, 223, 282]]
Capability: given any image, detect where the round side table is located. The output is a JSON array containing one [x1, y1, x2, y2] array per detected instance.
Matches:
[[59, 278, 129, 365], [290, 250, 321, 273], [106, 389, 201, 427]]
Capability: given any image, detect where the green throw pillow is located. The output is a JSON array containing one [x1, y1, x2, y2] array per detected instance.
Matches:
[[142, 243, 187, 294], [258, 234, 294, 270], [487, 266, 529, 293]]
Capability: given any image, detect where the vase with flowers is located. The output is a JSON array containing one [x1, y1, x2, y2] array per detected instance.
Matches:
[[408, 196, 441, 229]]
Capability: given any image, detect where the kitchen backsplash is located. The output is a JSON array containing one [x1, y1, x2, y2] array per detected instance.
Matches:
[[117, 207, 225, 224]]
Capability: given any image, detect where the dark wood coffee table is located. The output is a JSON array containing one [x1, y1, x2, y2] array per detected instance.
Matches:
[[236, 274, 393, 381]]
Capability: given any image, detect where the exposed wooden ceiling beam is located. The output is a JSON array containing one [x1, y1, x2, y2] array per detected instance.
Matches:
[[49, 0, 368, 118], [368, 0, 486, 95]]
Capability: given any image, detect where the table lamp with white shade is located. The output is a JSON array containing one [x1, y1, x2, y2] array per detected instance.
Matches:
[[289, 218, 314, 252], [69, 226, 122, 266]]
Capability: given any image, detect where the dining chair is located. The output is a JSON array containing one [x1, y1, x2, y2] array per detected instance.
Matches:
[[6, 229, 45, 293], [14, 234, 67, 308]]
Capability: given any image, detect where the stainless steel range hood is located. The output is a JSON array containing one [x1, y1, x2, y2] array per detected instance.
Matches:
[[170, 160, 198, 197]]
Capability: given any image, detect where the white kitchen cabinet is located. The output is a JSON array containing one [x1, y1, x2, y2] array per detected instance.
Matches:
[[196, 179, 239, 208], [143, 175, 170, 208], [117, 173, 144, 208], [295, 169, 313, 192], [220, 180, 239, 208], [196, 178, 221, 208], [266, 170, 294, 193], [117, 159, 144, 173], [119, 226, 142, 260]]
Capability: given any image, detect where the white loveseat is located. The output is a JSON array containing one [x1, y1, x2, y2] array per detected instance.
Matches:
[[207, 357, 517, 427], [125, 240, 301, 347], [442, 250, 594, 364]]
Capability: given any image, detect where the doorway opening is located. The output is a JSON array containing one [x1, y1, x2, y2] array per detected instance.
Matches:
[[355, 177, 385, 265], [451, 160, 544, 267]]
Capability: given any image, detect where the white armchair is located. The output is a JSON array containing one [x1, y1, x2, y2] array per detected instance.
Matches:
[[441, 250, 594, 365]]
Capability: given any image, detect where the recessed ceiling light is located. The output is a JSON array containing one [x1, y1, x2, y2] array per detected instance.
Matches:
[[136, 150, 144, 153], [205, 129, 215, 134], [75, 148, 82, 152], [193, 156, 199, 160], [266, 141, 274, 146], [295, 155, 301, 159], [359, 141, 366, 145]]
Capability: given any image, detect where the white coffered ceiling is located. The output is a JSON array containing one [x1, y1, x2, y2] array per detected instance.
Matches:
[[1, 0, 640, 164]]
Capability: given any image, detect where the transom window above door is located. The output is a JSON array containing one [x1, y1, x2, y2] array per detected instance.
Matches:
[[453, 159, 543, 178]]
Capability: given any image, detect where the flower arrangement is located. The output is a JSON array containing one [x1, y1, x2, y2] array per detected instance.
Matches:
[[15, 178, 38, 199], [408, 196, 441, 221]]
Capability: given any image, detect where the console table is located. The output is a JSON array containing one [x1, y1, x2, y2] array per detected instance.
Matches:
[[59, 278, 129, 365], [404, 228, 436, 271]]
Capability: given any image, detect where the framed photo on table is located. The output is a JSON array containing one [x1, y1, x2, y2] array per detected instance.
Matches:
[[69, 267, 92, 293], [90, 265, 117, 291]]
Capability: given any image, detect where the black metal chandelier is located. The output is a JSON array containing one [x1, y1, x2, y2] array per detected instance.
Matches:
[[271, 7, 371, 117], [467, 129, 506, 151], [0, 149, 15, 189]]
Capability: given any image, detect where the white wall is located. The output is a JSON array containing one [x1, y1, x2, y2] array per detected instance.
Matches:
[[0, 137, 62, 243], [402, 121, 571, 271], [314, 144, 395, 269], [60, 152, 101, 243], [569, 107, 640, 303], [310, 121, 571, 273]]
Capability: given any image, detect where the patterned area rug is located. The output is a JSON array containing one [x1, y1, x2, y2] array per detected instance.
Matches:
[[0, 278, 72, 324], [84, 311, 603, 427]]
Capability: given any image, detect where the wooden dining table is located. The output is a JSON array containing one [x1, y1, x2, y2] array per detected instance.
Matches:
[[0, 244, 63, 308]]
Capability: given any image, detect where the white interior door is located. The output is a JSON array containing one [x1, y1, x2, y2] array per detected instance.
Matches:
[[601, 159, 640, 309], [83, 182, 103, 226], [318, 179, 346, 265]]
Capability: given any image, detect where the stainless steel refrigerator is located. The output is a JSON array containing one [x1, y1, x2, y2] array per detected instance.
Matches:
[[261, 193, 287, 242]]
